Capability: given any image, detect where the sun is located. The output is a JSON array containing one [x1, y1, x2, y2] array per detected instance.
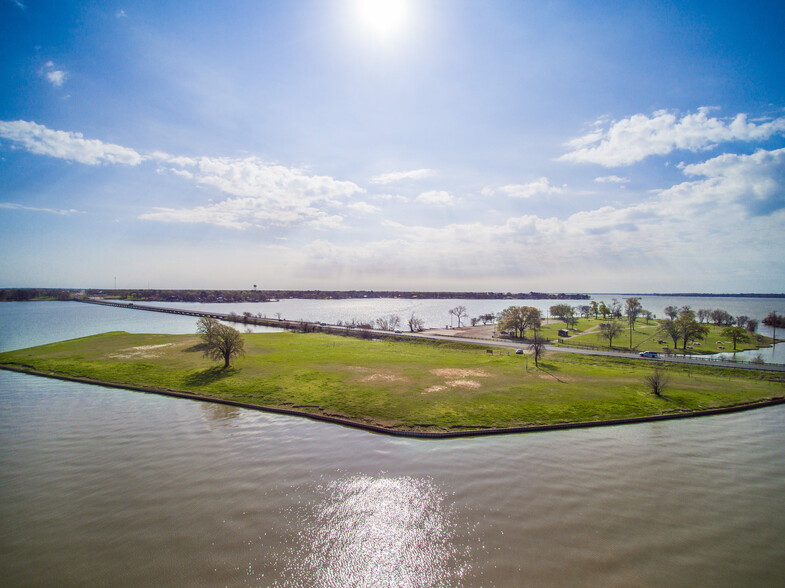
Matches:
[[354, 0, 410, 40]]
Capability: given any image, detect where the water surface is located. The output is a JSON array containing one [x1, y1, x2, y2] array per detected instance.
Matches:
[[1, 301, 784, 586]]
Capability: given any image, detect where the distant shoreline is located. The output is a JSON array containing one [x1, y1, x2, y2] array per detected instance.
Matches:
[[2, 288, 784, 303]]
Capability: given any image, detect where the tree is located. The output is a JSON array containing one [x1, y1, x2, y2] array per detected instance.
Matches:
[[529, 333, 546, 367], [479, 313, 496, 325], [498, 306, 522, 337], [659, 319, 680, 349], [710, 309, 734, 326], [735, 315, 749, 328], [746, 319, 759, 334], [598, 301, 610, 320], [408, 313, 425, 332], [610, 298, 622, 318], [697, 309, 711, 323], [763, 311, 783, 344], [499, 306, 541, 340], [645, 369, 669, 397], [675, 309, 710, 351], [550, 304, 576, 328], [589, 300, 599, 319], [578, 304, 591, 319], [721, 326, 751, 351], [449, 305, 468, 328], [625, 297, 643, 348], [197, 317, 245, 368], [664, 305, 679, 320], [529, 312, 545, 366], [600, 321, 623, 348], [376, 314, 401, 331]]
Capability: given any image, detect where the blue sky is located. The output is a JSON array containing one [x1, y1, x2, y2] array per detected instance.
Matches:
[[1, 0, 784, 292]]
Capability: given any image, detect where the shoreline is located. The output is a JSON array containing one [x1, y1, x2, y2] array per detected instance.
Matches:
[[3, 363, 784, 439]]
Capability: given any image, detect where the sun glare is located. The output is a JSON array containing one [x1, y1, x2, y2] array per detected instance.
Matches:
[[355, 0, 410, 40]]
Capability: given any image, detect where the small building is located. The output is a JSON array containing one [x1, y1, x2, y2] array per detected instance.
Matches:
[[558, 329, 570, 337]]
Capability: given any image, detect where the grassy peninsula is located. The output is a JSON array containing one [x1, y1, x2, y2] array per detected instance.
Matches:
[[1, 331, 783, 434]]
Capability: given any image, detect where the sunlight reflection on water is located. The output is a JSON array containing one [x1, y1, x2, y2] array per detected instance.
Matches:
[[274, 475, 470, 587]]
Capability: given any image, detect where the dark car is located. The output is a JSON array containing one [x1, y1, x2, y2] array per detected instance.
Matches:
[[639, 351, 659, 358]]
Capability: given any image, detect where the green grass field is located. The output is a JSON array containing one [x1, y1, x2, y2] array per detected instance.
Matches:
[[1, 331, 783, 433], [545, 318, 776, 354]]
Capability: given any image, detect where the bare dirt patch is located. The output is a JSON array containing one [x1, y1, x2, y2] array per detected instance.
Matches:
[[361, 373, 407, 383], [348, 366, 408, 384], [107, 343, 176, 360], [430, 368, 491, 378], [446, 379, 481, 389]]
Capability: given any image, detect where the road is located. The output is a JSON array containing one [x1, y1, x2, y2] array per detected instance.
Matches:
[[408, 332, 785, 372], [77, 298, 785, 373]]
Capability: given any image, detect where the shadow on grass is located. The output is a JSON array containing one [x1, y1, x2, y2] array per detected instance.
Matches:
[[183, 343, 210, 353], [184, 366, 238, 387]]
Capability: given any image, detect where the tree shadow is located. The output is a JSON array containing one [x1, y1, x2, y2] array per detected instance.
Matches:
[[184, 366, 238, 387], [183, 343, 210, 353]]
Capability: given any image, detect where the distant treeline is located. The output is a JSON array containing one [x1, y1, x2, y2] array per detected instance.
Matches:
[[1, 288, 590, 302], [629, 293, 785, 298], [0, 289, 76, 301]]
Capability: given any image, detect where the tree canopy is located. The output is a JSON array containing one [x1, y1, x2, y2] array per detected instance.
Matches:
[[197, 317, 245, 368]]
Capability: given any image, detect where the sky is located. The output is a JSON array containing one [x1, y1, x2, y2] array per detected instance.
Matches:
[[1, 0, 784, 292]]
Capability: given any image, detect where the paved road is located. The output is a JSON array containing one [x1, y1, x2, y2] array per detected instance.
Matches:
[[78, 298, 785, 373], [407, 332, 785, 372]]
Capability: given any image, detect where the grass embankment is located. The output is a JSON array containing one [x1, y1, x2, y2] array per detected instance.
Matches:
[[546, 318, 776, 354], [1, 331, 783, 434]]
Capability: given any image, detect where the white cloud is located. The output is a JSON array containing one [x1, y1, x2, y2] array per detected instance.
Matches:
[[143, 156, 363, 229], [560, 107, 785, 167], [594, 175, 629, 184], [46, 70, 66, 87], [348, 201, 380, 214], [658, 148, 785, 217], [0, 202, 82, 215], [0, 120, 143, 165], [41, 61, 67, 88], [416, 190, 454, 205], [486, 177, 565, 199], [116, 9, 127, 18], [370, 168, 433, 184], [288, 148, 785, 289], [373, 193, 409, 203]]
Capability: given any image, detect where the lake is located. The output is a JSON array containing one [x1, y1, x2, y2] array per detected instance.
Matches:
[[1, 300, 784, 586]]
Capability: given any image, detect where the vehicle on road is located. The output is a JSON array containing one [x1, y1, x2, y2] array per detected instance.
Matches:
[[515, 349, 523, 354], [639, 351, 659, 358]]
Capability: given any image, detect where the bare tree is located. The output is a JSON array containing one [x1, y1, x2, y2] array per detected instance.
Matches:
[[746, 319, 759, 334], [450, 305, 468, 328], [600, 321, 623, 348], [376, 314, 401, 331], [645, 369, 669, 397], [529, 332, 546, 367], [408, 313, 425, 332], [197, 317, 245, 368]]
